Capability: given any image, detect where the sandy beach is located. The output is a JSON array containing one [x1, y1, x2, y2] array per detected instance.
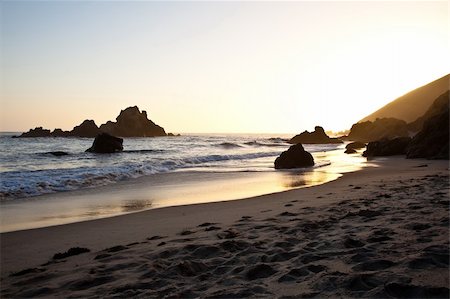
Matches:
[[1, 157, 448, 298]]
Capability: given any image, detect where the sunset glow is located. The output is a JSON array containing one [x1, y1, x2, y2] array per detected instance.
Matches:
[[1, 1, 448, 133]]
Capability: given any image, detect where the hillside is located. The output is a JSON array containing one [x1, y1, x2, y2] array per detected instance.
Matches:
[[359, 74, 449, 123]]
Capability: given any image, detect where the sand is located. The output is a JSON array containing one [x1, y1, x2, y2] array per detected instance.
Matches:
[[1, 157, 449, 298]]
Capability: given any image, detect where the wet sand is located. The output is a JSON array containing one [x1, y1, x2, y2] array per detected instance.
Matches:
[[1, 157, 449, 298]]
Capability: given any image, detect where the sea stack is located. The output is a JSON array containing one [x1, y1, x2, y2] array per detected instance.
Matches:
[[289, 126, 342, 144], [99, 106, 166, 137], [86, 133, 124, 153], [274, 143, 315, 169]]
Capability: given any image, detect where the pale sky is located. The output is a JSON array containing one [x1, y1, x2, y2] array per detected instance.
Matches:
[[1, 1, 448, 134]]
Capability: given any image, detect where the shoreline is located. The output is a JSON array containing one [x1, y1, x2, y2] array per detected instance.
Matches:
[[0, 148, 368, 233], [0, 157, 449, 297]]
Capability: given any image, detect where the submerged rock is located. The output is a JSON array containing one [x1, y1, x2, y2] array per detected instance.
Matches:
[[86, 133, 123, 153], [274, 143, 314, 169], [289, 126, 342, 144]]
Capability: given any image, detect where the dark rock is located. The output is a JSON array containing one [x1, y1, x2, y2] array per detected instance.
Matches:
[[289, 126, 342, 144], [406, 107, 449, 160], [347, 118, 409, 142], [363, 137, 411, 157], [70, 120, 100, 138], [51, 128, 70, 137], [274, 143, 314, 169], [18, 105, 167, 138], [346, 141, 366, 150], [86, 133, 123, 153], [408, 91, 450, 132], [19, 127, 52, 138], [344, 148, 357, 154], [99, 106, 166, 137]]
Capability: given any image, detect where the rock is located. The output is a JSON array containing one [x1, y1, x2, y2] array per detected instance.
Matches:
[[346, 141, 366, 150], [347, 118, 409, 142], [19, 127, 52, 138], [51, 129, 70, 137], [406, 108, 449, 160], [18, 105, 167, 138], [70, 120, 100, 138], [289, 126, 342, 144], [86, 133, 123, 153], [274, 143, 314, 169], [408, 91, 450, 132], [99, 106, 166, 137], [344, 148, 357, 154], [363, 137, 411, 157]]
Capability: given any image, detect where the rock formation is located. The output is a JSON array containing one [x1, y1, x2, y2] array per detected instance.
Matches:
[[408, 91, 450, 132], [19, 127, 52, 138], [70, 120, 100, 138], [99, 106, 166, 137], [274, 144, 315, 169], [86, 133, 123, 153], [51, 129, 70, 137], [17, 106, 167, 138], [346, 141, 366, 150], [347, 118, 409, 143], [406, 108, 449, 160], [289, 126, 343, 144], [344, 142, 366, 154], [362, 137, 411, 157]]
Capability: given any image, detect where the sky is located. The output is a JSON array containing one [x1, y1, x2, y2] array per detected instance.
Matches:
[[1, 1, 448, 134]]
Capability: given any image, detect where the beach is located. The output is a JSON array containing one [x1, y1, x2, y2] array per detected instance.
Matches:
[[1, 157, 448, 298]]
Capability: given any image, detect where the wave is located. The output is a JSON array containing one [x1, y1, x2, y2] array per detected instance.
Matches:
[[0, 150, 281, 200], [267, 137, 288, 143], [244, 141, 287, 147], [182, 151, 279, 165], [216, 142, 243, 149]]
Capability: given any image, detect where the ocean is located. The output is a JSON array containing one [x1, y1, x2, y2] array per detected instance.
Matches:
[[0, 133, 370, 232]]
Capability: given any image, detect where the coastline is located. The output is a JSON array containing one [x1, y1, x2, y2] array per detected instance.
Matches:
[[1, 157, 448, 296], [0, 147, 368, 233]]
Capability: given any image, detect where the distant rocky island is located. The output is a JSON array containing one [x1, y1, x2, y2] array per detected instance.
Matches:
[[289, 126, 343, 144], [16, 106, 168, 138]]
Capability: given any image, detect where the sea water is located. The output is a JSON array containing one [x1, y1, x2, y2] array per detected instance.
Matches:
[[0, 133, 370, 231]]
